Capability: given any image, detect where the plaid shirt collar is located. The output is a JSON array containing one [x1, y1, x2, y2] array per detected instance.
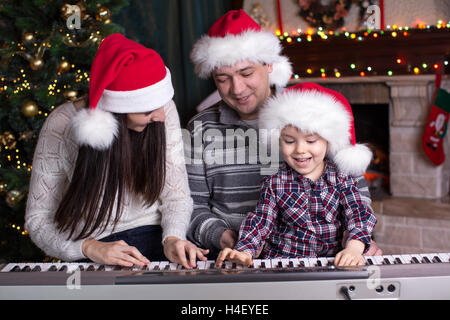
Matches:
[[281, 159, 338, 186]]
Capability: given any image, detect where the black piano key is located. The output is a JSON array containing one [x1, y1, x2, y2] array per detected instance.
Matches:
[[316, 260, 322, 267], [10, 265, 21, 272], [78, 265, 85, 271], [288, 261, 294, 268], [58, 265, 68, 272], [48, 265, 58, 272], [327, 260, 334, 266], [232, 263, 237, 269], [113, 265, 121, 271], [299, 261, 305, 267], [432, 256, 442, 263], [394, 258, 402, 264], [86, 265, 96, 271], [422, 256, 431, 264], [97, 265, 106, 271], [21, 265, 31, 272], [31, 265, 41, 272], [260, 261, 266, 268], [152, 265, 160, 271], [366, 258, 374, 265], [208, 263, 214, 270], [277, 261, 283, 268], [383, 258, 391, 265], [411, 257, 420, 264], [164, 264, 171, 270], [221, 262, 226, 269]]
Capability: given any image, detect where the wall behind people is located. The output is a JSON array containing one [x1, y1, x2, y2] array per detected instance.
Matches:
[[114, 0, 240, 125]]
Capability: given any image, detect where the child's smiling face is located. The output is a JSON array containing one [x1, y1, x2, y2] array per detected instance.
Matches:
[[280, 125, 328, 181]]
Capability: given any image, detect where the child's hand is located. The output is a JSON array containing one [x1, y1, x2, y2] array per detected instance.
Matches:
[[215, 248, 253, 267], [334, 239, 365, 266]]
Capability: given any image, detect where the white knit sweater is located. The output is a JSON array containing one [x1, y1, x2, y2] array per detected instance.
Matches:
[[25, 100, 193, 261]]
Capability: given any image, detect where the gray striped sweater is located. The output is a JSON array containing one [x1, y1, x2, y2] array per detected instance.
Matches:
[[185, 100, 372, 251]]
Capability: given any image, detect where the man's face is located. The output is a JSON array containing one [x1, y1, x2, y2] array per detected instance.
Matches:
[[212, 61, 273, 120]]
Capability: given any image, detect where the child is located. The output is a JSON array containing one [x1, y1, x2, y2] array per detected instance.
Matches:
[[215, 83, 377, 267]]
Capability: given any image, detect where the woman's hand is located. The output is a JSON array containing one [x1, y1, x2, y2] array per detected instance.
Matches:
[[334, 239, 365, 266], [215, 248, 253, 267], [81, 238, 150, 267], [163, 236, 209, 269]]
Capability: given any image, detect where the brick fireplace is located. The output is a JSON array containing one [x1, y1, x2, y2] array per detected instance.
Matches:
[[292, 75, 450, 254]]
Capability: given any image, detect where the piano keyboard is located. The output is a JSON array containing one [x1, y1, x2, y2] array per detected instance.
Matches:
[[1, 253, 449, 300], [2, 252, 449, 273]]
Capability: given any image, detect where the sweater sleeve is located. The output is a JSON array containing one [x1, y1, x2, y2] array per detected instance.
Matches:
[[158, 100, 193, 243], [24, 104, 86, 261], [185, 118, 228, 250]]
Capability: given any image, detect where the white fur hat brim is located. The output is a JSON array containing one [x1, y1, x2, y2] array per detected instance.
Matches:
[[72, 108, 118, 150], [259, 89, 372, 176], [190, 30, 292, 87]]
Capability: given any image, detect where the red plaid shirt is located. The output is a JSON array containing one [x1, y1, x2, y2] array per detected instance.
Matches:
[[234, 160, 377, 258]]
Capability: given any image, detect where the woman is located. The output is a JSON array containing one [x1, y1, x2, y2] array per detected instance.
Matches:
[[25, 34, 208, 269]]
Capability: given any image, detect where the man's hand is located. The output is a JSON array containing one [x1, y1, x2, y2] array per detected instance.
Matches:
[[219, 229, 238, 249], [334, 239, 365, 266], [82, 238, 150, 267], [341, 231, 383, 256], [163, 236, 209, 269], [215, 248, 253, 267]]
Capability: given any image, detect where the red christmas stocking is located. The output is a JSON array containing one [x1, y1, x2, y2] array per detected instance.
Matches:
[[422, 87, 450, 166]]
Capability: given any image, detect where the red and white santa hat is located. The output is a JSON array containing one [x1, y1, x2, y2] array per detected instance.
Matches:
[[259, 83, 372, 176], [72, 33, 174, 150], [190, 9, 292, 87]]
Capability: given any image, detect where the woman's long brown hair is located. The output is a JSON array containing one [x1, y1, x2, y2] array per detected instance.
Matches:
[[54, 112, 166, 241]]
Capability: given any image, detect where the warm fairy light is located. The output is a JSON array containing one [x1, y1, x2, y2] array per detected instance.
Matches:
[[434, 64, 439, 69], [335, 72, 341, 78], [414, 67, 420, 74], [307, 68, 313, 74], [396, 58, 402, 64], [275, 30, 281, 36], [391, 32, 397, 37], [373, 33, 378, 38], [321, 72, 326, 78]]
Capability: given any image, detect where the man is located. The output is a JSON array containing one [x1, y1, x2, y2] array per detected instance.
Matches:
[[186, 9, 381, 258]]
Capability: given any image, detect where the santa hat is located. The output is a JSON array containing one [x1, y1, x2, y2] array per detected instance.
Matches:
[[259, 83, 372, 176], [72, 33, 174, 150], [190, 9, 292, 87]]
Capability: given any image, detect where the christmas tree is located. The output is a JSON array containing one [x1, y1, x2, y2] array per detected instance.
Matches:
[[0, 0, 128, 262]]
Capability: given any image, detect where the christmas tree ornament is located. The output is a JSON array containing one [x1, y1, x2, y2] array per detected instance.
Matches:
[[422, 84, 450, 166], [21, 100, 39, 118], [5, 189, 25, 208], [0, 132, 16, 149], [64, 89, 78, 101], [29, 57, 44, 70], [19, 130, 35, 141], [96, 6, 111, 22], [0, 182, 7, 196], [58, 59, 71, 72], [22, 32, 35, 43]]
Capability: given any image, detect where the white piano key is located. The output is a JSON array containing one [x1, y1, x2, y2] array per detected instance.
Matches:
[[149, 261, 161, 271], [298, 257, 310, 267], [392, 254, 409, 264], [317, 257, 329, 267], [382, 255, 396, 265], [158, 261, 170, 270], [438, 253, 450, 262], [196, 260, 209, 270], [370, 255, 384, 265], [419, 253, 437, 263], [280, 258, 291, 267], [410, 254, 422, 264]]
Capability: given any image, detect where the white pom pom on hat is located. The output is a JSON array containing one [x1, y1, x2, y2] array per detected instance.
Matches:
[[72, 33, 174, 150], [259, 82, 372, 176], [190, 9, 292, 87]]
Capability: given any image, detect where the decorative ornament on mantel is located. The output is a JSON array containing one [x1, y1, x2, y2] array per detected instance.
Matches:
[[297, 0, 377, 31]]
